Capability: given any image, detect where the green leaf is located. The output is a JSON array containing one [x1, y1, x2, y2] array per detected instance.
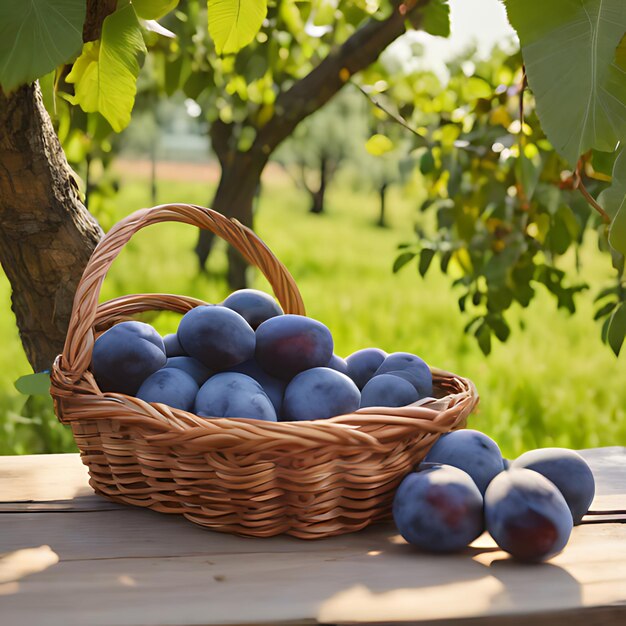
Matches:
[[421, 0, 450, 37], [419, 248, 435, 277], [504, 0, 626, 165], [366, 134, 394, 156], [599, 149, 626, 255], [132, 0, 179, 20], [0, 0, 85, 91], [208, 0, 268, 55], [39, 71, 57, 117], [475, 322, 492, 355], [393, 251, 415, 273], [14, 373, 51, 397], [66, 4, 147, 132], [420, 150, 435, 175], [607, 302, 626, 356]]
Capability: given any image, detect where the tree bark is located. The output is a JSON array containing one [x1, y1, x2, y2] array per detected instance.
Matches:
[[378, 182, 388, 228], [0, 84, 103, 371], [195, 150, 268, 288], [309, 155, 328, 215]]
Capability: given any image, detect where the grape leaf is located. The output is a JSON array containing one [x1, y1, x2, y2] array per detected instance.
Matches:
[[0, 0, 85, 92], [208, 0, 268, 55], [504, 0, 626, 165], [66, 4, 147, 132]]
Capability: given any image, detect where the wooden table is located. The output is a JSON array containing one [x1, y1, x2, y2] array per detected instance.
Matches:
[[0, 448, 624, 626]]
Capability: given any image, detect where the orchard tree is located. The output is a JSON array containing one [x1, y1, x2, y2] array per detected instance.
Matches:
[[273, 89, 368, 215], [156, 0, 442, 286]]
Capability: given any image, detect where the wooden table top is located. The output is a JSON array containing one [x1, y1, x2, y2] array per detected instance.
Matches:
[[0, 448, 624, 626]]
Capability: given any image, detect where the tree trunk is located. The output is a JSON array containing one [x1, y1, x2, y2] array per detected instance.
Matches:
[[377, 182, 388, 228], [195, 151, 268, 289], [309, 155, 328, 214], [0, 83, 103, 371]]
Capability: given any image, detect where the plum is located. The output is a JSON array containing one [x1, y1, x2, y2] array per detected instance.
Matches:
[[345, 348, 387, 389], [163, 333, 186, 357], [423, 429, 504, 495], [327, 353, 349, 375], [283, 367, 360, 421], [177, 305, 255, 370], [221, 289, 283, 329], [511, 448, 595, 525], [137, 368, 199, 411], [502, 458, 511, 470], [360, 374, 419, 408], [195, 373, 277, 421], [164, 356, 212, 386], [392, 464, 484, 553], [92, 321, 166, 395], [375, 352, 433, 398], [485, 468, 573, 562], [228, 359, 285, 414], [255, 315, 333, 380]]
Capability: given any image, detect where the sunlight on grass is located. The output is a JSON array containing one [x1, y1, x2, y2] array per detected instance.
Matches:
[[1, 173, 625, 456]]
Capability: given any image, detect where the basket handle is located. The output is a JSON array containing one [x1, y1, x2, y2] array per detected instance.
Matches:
[[59, 204, 306, 381]]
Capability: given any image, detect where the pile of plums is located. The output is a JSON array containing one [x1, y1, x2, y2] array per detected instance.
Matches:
[[393, 430, 596, 562], [91, 289, 433, 421]]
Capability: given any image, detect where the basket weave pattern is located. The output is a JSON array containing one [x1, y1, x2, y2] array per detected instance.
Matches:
[[50, 204, 478, 539]]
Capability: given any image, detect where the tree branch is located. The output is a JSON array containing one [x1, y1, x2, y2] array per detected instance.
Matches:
[[574, 158, 611, 224], [83, 0, 117, 42], [253, 0, 427, 155]]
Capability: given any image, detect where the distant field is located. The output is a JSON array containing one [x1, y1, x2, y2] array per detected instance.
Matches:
[[1, 168, 625, 456]]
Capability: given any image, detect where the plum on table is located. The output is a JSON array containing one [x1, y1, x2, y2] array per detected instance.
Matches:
[[393, 464, 484, 553]]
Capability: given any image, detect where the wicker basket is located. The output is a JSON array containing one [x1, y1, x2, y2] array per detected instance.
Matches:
[[50, 204, 479, 539]]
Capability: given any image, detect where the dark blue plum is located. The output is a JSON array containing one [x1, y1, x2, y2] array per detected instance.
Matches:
[[392, 464, 484, 553], [503, 458, 511, 470], [375, 352, 433, 398], [177, 305, 255, 370], [195, 373, 277, 421], [345, 348, 387, 389], [360, 374, 419, 408], [227, 359, 285, 414], [221, 289, 283, 329], [485, 468, 573, 562], [511, 448, 595, 525], [423, 429, 504, 495], [327, 354, 349, 375], [164, 357, 212, 386], [163, 333, 186, 357], [282, 367, 360, 421], [137, 368, 199, 411], [92, 321, 166, 395], [255, 315, 333, 380]]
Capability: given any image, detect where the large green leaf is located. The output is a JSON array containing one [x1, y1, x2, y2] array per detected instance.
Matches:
[[599, 148, 626, 254], [0, 0, 85, 91], [132, 0, 179, 20], [504, 0, 626, 165], [66, 4, 147, 132], [208, 0, 268, 55]]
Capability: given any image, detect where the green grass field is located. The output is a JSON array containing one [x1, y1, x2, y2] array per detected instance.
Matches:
[[1, 169, 625, 456]]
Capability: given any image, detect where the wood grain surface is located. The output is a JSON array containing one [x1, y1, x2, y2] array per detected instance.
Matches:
[[0, 448, 624, 626]]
